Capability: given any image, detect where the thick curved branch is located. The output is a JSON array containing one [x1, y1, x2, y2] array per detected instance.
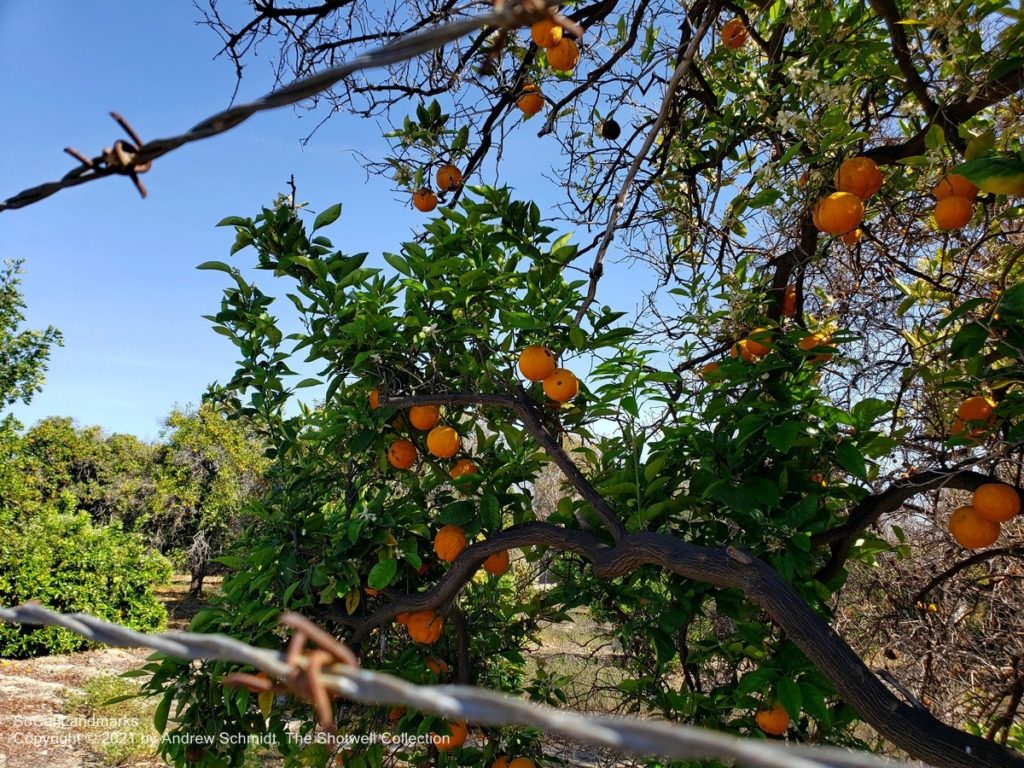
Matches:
[[339, 520, 1024, 768]]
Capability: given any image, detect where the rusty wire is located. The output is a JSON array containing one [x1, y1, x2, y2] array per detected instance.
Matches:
[[0, 602, 922, 768], [0, 0, 577, 214]]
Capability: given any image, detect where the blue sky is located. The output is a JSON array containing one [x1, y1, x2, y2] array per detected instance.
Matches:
[[0, 1, 653, 440]]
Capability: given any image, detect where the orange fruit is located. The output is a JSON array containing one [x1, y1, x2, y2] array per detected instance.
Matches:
[[388, 439, 417, 469], [781, 285, 797, 317], [730, 339, 755, 362], [542, 368, 579, 402], [934, 196, 973, 230], [492, 759, 509, 768], [396, 611, 411, 626], [508, 760, 535, 768], [389, 707, 406, 723], [951, 418, 986, 443], [436, 164, 463, 192], [755, 704, 789, 735], [699, 361, 722, 379], [427, 658, 449, 677], [369, 388, 380, 409], [933, 174, 979, 201], [427, 425, 460, 458], [519, 345, 557, 381], [517, 84, 544, 116], [972, 483, 1021, 522], [812, 192, 864, 235], [799, 332, 832, 363], [434, 524, 467, 562], [364, 587, 380, 597], [531, 19, 563, 48], [948, 505, 1000, 549], [721, 18, 748, 49], [449, 458, 478, 479], [413, 188, 437, 213], [956, 395, 995, 423], [432, 720, 468, 751], [407, 610, 444, 644], [834, 157, 883, 200], [483, 550, 510, 575], [547, 37, 579, 71], [416, 561, 430, 576], [841, 227, 863, 245], [745, 327, 772, 356], [408, 405, 441, 431]]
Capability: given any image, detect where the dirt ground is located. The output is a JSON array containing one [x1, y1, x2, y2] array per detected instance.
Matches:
[[0, 575, 215, 768]]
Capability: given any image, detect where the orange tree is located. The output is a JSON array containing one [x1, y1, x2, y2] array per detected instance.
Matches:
[[129, 2, 1024, 767], [139, 186, 1023, 768]]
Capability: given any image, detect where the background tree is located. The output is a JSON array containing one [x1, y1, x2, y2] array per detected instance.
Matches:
[[148, 404, 270, 597]]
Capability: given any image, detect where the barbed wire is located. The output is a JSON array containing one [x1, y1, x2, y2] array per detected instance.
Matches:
[[0, 0, 571, 214], [0, 602, 925, 768]]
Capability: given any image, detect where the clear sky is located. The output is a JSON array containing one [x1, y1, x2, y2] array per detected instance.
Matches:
[[0, 1, 652, 440]]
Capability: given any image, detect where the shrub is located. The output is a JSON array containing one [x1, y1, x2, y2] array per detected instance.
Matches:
[[0, 505, 172, 658]]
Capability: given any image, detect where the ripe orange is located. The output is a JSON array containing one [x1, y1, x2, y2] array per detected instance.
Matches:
[[531, 19, 563, 48], [721, 18, 748, 49], [427, 658, 449, 677], [436, 164, 463, 192], [948, 505, 1000, 549], [388, 706, 406, 723], [745, 327, 772, 357], [396, 612, 411, 625], [812, 192, 864, 235], [799, 332, 832, 363], [369, 388, 380, 409], [543, 368, 579, 402], [364, 587, 380, 597], [934, 196, 973, 230], [933, 174, 979, 201], [413, 189, 438, 213], [519, 345, 557, 381], [547, 37, 579, 71], [700, 361, 722, 379], [508, 759, 535, 768], [492, 758, 509, 768], [432, 720, 468, 751], [972, 483, 1021, 522], [434, 524, 467, 562], [781, 285, 797, 317], [408, 405, 441, 431], [755, 704, 789, 735], [730, 339, 756, 362], [387, 439, 417, 469], [517, 84, 544, 116], [956, 395, 995, 423], [841, 227, 863, 245], [449, 458, 478, 479], [427, 425, 460, 458], [407, 610, 444, 644], [483, 550, 510, 575], [834, 157, 883, 200], [951, 418, 986, 443]]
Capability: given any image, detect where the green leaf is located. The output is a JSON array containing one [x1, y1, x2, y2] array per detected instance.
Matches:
[[382, 252, 411, 276], [834, 440, 867, 480], [367, 559, 398, 589], [765, 422, 800, 453], [196, 261, 235, 273], [949, 321, 988, 360], [776, 677, 803, 718], [216, 216, 249, 228], [153, 690, 173, 734], [480, 494, 501, 531], [313, 203, 342, 231]]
